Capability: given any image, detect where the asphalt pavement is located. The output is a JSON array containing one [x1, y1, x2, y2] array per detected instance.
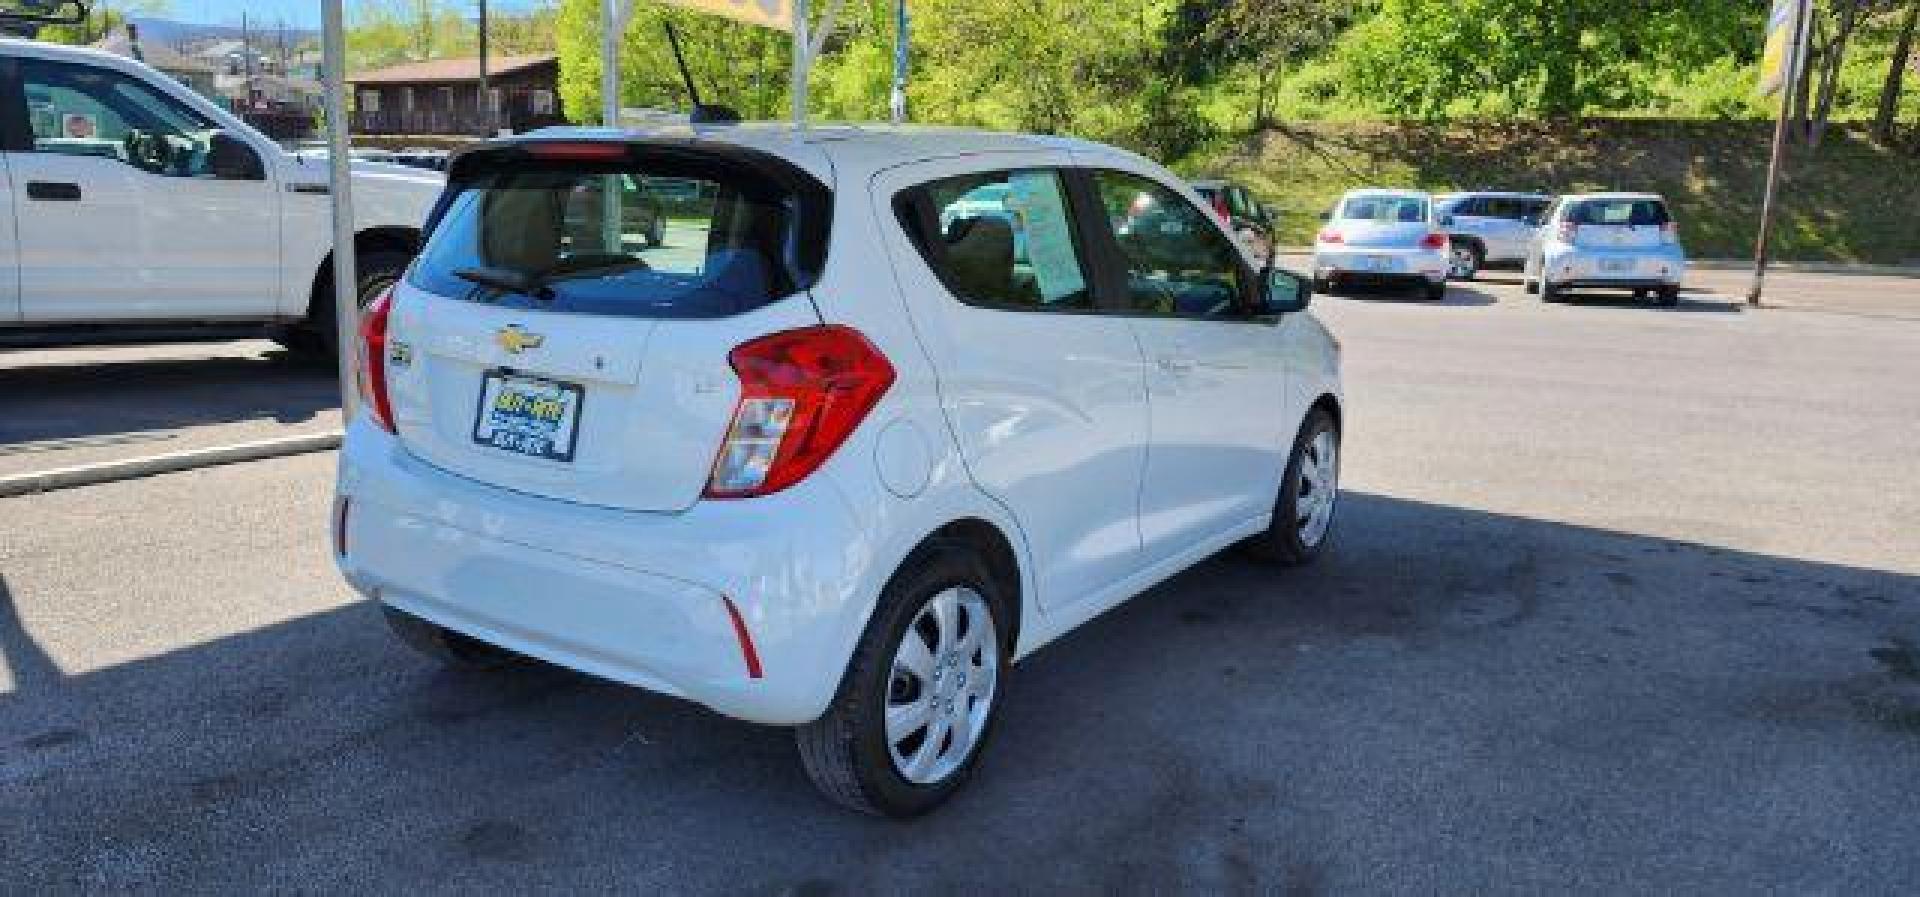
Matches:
[[1, 269, 1917, 892]]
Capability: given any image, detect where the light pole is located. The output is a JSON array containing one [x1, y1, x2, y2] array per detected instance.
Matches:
[[322, 0, 359, 420]]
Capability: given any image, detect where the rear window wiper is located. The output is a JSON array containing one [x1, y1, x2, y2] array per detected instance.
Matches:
[[456, 255, 655, 300]]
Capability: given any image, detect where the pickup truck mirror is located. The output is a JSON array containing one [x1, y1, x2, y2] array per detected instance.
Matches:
[[1262, 268, 1311, 315], [209, 131, 265, 181]]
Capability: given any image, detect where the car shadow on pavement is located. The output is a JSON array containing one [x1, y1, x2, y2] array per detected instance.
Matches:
[[0, 351, 338, 452], [1552, 293, 1745, 313], [1324, 285, 1498, 306], [1, 493, 1916, 892]]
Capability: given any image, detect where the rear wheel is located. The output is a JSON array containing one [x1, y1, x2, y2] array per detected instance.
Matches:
[[1423, 280, 1448, 301], [796, 541, 1009, 817], [1657, 285, 1681, 306], [1243, 408, 1340, 566], [283, 249, 411, 359], [1540, 279, 1565, 303]]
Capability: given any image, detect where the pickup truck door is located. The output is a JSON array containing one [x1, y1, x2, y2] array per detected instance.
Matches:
[[0, 151, 17, 322], [6, 57, 279, 323]]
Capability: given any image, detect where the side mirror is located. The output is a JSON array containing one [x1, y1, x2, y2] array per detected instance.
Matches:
[[1262, 268, 1311, 315], [208, 131, 265, 181]]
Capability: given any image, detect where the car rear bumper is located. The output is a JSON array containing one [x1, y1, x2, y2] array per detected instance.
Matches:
[[1541, 246, 1686, 285], [334, 420, 874, 725], [1313, 248, 1448, 283]]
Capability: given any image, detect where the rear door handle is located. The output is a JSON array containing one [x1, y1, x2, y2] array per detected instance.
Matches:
[[27, 182, 82, 202]]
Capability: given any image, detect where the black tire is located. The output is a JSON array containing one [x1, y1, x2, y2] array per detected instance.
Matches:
[[796, 539, 1011, 817], [1523, 278, 1540, 295], [1448, 241, 1483, 281], [1313, 276, 1334, 296], [381, 605, 518, 671], [1423, 280, 1448, 301], [1657, 286, 1680, 306], [1540, 279, 1565, 303], [288, 249, 412, 359], [1242, 407, 1340, 566]]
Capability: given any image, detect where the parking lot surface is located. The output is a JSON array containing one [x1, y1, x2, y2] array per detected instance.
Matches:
[[2, 270, 1917, 892]]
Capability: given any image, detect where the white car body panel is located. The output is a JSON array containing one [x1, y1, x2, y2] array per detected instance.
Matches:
[[0, 154, 16, 321], [1526, 192, 1688, 289], [0, 38, 442, 326], [336, 124, 1345, 726], [1312, 190, 1448, 284]]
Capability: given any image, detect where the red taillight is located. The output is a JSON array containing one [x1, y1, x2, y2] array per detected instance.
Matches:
[[1421, 232, 1448, 250], [356, 288, 397, 434], [1557, 221, 1579, 244], [1317, 228, 1344, 244], [704, 325, 895, 499]]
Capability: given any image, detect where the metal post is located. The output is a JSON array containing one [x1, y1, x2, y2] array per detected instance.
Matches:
[[790, 0, 809, 128], [1747, 0, 1813, 308], [322, 0, 359, 419], [477, 0, 490, 134], [889, 0, 907, 124], [601, 0, 620, 125]]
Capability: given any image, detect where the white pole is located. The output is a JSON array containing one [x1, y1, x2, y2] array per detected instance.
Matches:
[[791, 0, 809, 129], [889, 0, 907, 124], [322, 0, 359, 419], [601, 0, 620, 125]]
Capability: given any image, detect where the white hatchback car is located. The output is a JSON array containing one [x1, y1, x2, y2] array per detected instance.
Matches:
[[1312, 189, 1450, 300], [1523, 192, 1687, 305], [334, 125, 1344, 816]]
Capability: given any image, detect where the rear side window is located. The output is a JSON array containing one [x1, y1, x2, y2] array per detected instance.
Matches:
[[898, 169, 1093, 311], [410, 152, 824, 318], [1340, 195, 1430, 223], [1567, 199, 1670, 226]]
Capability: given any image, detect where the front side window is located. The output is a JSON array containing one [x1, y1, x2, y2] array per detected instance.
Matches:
[[21, 60, 221, 177], [1093, 170, 1246, 318], [904, 169, 1092, 311], [410, 155, 822, 319]]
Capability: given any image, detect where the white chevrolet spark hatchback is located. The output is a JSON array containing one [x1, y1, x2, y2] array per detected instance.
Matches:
[[335, 125, 1344, 816]]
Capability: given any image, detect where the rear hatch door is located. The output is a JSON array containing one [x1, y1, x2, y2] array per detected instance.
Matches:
[[381, 139, 834, 513]]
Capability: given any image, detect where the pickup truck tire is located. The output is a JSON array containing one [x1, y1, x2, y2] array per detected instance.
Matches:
[[282, 250, 411, 359]]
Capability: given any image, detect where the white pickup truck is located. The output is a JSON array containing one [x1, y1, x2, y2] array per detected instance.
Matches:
[[0, 38, 444, 354]]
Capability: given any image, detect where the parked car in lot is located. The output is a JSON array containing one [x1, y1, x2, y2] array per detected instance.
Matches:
[[1312, 189, 1449, 300], [1434, 190, 1551, 280], [1523, 193, 1685, 305], [335, 125, 1344, 817], [0, 38, 443, 353], [1190, 178, 1276, 260]]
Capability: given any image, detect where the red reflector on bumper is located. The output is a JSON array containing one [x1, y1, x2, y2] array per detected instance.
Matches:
[[721, 596, 764, 679]]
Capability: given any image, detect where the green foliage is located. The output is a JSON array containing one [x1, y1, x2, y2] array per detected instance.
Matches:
[[34, 0, 170, 45], [557, 0, 792, 122]]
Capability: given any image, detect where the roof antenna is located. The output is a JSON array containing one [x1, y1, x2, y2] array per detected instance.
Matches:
[[664, 21, 740, 126]]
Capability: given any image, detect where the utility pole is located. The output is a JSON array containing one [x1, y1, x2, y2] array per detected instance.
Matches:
[[889, 0, 907, 124], [1748, 0, 1815, 307], [321, 0, 360, 422], [477, 0, 490, 134]]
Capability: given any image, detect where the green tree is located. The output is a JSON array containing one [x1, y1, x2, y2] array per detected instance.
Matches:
[[35, 0, 171, 45]]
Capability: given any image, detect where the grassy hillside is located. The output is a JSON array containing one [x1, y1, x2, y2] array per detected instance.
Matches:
[[1186, 119, 1920, 264]]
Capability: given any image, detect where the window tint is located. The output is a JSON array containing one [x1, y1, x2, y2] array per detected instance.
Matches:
[[1093, 170, 1246, 318], [1227, 186, 1258, 219], [410, 162, 809, 319], [1339, 195, 1430, 223], [21, 60, 222, 177], [1447, 196, 1482, 217], [1567, 199, 1671, 226], [906, 169, 1092, 310], [1481, 197, 1527, 220]]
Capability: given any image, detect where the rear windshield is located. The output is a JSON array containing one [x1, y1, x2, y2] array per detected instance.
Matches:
[[1340, 195, 1429, 223], [1567, 199, 1670, 226], [409, 151, 826, 318]]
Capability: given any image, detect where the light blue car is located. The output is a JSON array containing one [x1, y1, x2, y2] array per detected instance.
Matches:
[[1524, 193, 1687, 306]]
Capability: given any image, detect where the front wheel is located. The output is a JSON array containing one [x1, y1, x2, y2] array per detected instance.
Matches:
[[1243, 408, 1340, 566], [286, 249, 411, 359], [796, 541, 1009, 817]]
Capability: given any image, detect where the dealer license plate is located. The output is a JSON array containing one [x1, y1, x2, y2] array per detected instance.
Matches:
[[472, 372, 584, 462]]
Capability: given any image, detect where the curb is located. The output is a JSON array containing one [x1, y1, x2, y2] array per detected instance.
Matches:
[[0, 432, 343, 499], [1689, 259, 1920, 277]]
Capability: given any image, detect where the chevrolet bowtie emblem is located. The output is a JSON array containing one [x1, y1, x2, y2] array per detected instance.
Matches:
[[495, 325, 544, 354]]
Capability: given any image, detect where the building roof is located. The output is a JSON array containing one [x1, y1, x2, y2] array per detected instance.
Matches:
[[348, 55, 556, 85], [93, 30, 217, 75]]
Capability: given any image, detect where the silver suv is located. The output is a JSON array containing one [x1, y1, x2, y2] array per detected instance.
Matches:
[[1435, 191, 1551, 280]]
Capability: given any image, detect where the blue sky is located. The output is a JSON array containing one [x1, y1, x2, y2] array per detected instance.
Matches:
[[169, 0, 543, 30]]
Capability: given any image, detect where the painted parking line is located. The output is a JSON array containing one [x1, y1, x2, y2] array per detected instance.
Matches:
[[0, 431, 343, 498]]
